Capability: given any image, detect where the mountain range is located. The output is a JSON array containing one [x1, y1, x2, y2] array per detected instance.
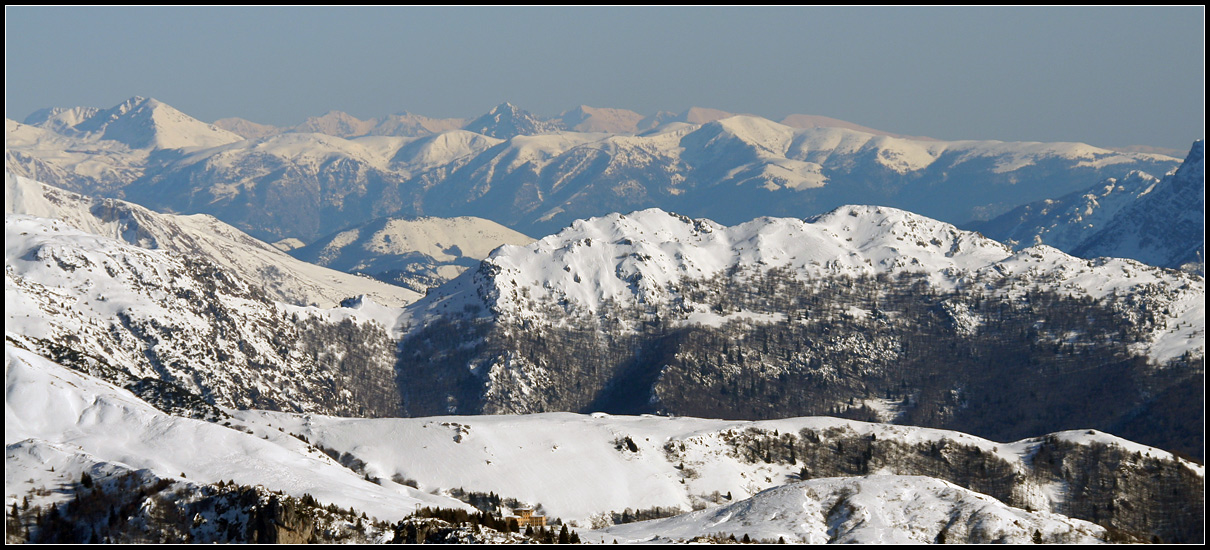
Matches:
[[6, 96, 1181, 243]]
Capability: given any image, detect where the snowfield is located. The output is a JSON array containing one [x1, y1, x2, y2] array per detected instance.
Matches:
[[4, 345, 471, 522], [227, 409, 1202, 529]]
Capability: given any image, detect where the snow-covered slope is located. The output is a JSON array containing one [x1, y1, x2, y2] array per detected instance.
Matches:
[[290, 215, 533, 293], [417, 116, 1179, 237], [213, 111, 468, 140], [5, 118, 147, 194], [211, 116, 283, 139], [1073, 140, 1205, 273], [293, 110, 378, 138], [5, 172, 419, 308], [970, 170, 1163, 251], [21, 106, 102, 135], [4, 345, 469, 522], [5, 213, 404, 417], [371, 111, 468, 137], [974, 140, 1205, 274], [781, 112, 936, 141], [588, 476, 1108, 544]]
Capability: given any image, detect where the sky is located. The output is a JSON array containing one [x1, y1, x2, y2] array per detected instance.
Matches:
[[4, 6, 1205, 151]]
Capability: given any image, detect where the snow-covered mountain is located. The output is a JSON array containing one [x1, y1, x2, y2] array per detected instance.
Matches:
[[7, 97, 1181, 242], [1072, 140, 1204, 272], [970, 170, 1163, 251], [211, 116, 283, 139], [289, 215, 533, 293], [397, 206, 1204, 457], [5, 172, 419, 308], [462, 102, 565, 139], [58, 96, 244, 151], [4, 165, 1203, 543], [20, 106, 102, 135], [213, 111, 469, 140], [780, 112, 936, 141], [973, 140, 1205, 273]]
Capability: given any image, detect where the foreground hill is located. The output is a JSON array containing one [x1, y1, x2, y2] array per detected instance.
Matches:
[[4, 345, 471, 534], [587, 476, 1109, 544], [6, 345, 1202, 542], [235, 409, 1202, 543]]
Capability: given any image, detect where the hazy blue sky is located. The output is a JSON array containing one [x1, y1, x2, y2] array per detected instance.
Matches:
[[5, 6, 1205, 150]]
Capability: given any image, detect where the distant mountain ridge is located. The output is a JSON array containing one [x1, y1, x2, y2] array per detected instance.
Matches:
[[7, 96, 1184, 251]]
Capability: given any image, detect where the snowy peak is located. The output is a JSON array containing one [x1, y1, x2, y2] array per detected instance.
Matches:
[[372, 112, 467, 137], [679, 106, 736, 124], [684, 115, 797, 157], [389, 130, 502, 169], [635, 107, 737, 132], [1172, 138, 1204, 182], [464, 102, 564, 138], [971, 170, 1163, 252], [410, 205, 1201, 367], [68, 96, 244, 150]]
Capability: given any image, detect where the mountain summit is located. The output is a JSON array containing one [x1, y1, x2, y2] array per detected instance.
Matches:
[[66, 96, 244, 150], [463, 102, 563, 138]]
